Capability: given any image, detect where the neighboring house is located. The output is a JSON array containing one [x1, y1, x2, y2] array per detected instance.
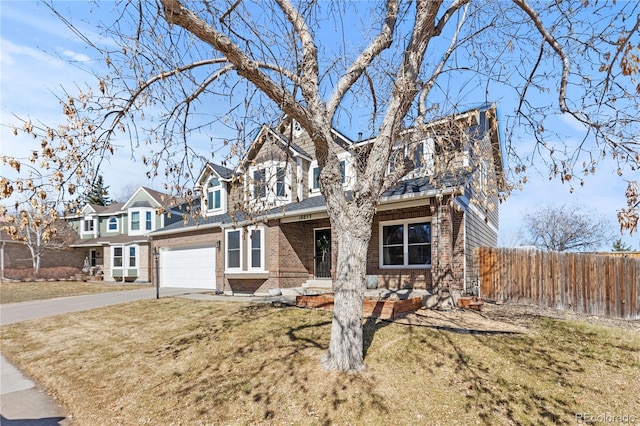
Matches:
[[0, 222, 85, 279], [150, 104, 504, 295], [66, 187, 182, 282]]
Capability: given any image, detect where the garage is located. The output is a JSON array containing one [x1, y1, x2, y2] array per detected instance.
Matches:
[[160, 245, 216, 289]]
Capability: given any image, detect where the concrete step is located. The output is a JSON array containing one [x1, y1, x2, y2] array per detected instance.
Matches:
[[301, 279, 333, 289]]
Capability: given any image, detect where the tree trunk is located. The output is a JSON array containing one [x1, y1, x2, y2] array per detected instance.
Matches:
[[320, 222, 372, 372]]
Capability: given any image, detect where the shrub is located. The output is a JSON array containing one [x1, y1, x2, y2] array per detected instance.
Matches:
[[3, 267, 81, 281]]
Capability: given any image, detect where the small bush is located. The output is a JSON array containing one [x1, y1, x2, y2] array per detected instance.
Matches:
[[3, 267, 81, 281]]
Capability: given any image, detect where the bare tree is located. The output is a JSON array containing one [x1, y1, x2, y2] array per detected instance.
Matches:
[[522, 204, 614, 252], [0, 200, 77, 277], [2, 1, 639, 371]]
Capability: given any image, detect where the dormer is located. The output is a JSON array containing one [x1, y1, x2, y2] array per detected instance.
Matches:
[[122, 187, 164, 236], [79, 204, 99, 239], [240, 124, 312, 208], [195, 163, 234, 217]]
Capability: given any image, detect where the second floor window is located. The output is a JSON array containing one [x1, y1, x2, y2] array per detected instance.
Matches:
[[83, 218, 94, 232], [207, 177, 222, 211], [131, 212, 140, 231], [108, 217, 118, 231], [251, 164, 287, 200], [145, 211, 152, 230]]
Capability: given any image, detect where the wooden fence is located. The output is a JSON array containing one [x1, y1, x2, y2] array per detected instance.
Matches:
[[474, 247, 640, 320]]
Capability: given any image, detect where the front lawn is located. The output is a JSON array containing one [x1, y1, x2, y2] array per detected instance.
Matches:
[[1, 299, 639, 425], [0, 281, 150, 304]]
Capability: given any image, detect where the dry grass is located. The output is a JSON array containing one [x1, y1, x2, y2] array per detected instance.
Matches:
[[1, 299, 639, 425], [0, 281, 150, 304]]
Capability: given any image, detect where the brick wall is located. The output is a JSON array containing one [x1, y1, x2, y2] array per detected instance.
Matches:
[[2, 240, 86, 273]]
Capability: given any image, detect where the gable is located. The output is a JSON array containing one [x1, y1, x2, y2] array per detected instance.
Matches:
[[122, 187, 163, 210]]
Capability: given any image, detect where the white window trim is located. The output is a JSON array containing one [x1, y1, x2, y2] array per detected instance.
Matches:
[[128, 208, 156, 235], [204, 176, 226, 215], [225, 228, 243, 272], [81, 216, 95, 235], [247, 160, 292, 206], [246, 225, 267, 272], [128, 245, 138, 269], [389, 138, 435, 179], [107, 216, 119, 233], [379, 217, 432, 269], [112, 246, 124, 269], [308, 154, 352, 196]]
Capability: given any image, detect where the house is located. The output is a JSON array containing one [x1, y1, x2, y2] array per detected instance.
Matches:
[[66, 187, 182, 282], [149, 104, 504, 295]]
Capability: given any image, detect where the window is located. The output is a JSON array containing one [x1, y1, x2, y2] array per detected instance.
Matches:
[[275, 167, 286, 197], [253, 169, 266, 199], [129, 246, 137, 267], [226, 229, 241, 270], [145, 211, 152, 230], [388, 138, 434, 176], [131, 212, 140, 231], [250, 163, 288, 202], [248, 228, 265, 271], [113, 247, 123, 267], [380, 219, 431, 268], [310, 160, 347, 193], [83, 218, 94, 232], [206, 177, 222, 211], [108, 217, 118, 232]]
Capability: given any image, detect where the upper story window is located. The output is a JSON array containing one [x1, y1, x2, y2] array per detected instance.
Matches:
[[388, 138, 435, 178], [249, 162, 289, 205], [309, 158, 348, 194], [206, 177, 222, 211], [128, 208, 155, 235], [108, 217, 118, 232], [131, 211, 140, 231], [83, 217, 94, 233]]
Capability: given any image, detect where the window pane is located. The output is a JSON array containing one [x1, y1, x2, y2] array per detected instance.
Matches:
[[131, 212, 140, 230], [340, 160, 346, 183], [113, 247, 123, 267], [414, 143, 424, 169], [251, 249, 261, 268], [214, 190, 221, 209], [208, 177, 219, 187], [129, 247, 136, 267], [251, 230, 261, 249], [228, 250, 240, 268], [109, 218, 117, 230], [207, 191, 214, 209], [383, 224, 404, 245], [313, 167, 320, 189], [408, 223, 430, 244], [253, 170, 265, 198], [228, 231, 240, 249], [276, 167, 285, 196], [146, 211, 152, 230], [383, 246, 404, 265], [408, 245, 431, 265]]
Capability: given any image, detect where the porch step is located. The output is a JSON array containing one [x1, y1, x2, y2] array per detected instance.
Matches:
[[301, 279, 333, 289]]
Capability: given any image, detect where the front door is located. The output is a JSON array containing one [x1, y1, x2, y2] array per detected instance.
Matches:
[[314, 228, 332, 279]]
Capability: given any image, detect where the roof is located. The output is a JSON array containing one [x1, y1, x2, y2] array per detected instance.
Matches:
[[70, 234, 150, 247], [150, 173, 469, 236]]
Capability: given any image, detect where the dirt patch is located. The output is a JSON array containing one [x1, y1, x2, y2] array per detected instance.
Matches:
[[394, 302, 640, 334]]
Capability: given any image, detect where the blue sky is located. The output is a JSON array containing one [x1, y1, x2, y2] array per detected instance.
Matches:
[[1, 1, 637, 250]]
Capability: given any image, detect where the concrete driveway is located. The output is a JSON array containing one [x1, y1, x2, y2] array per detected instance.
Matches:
[[1, 287, 215, 326]]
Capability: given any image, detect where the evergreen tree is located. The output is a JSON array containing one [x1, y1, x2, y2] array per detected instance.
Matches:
[[612, 239, 633, 252], [85, 175, 111, 206]]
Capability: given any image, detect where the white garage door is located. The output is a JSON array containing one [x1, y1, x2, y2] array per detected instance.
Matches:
[[160, 246, 216, 289]]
